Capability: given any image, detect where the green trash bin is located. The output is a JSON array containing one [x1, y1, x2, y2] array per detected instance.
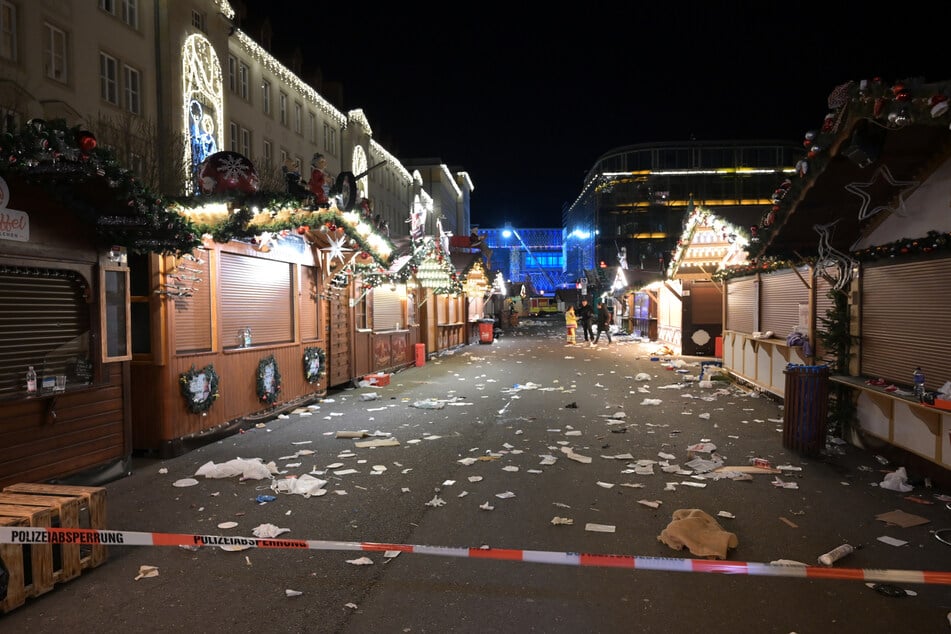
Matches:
[[782, 364, 831, 456]]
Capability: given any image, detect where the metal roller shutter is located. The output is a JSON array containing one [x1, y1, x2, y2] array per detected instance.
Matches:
[[299, 265, 319, 341], [760, 267, 809, 338], [219, 253, 293, 348], [860, 257, 950, 391], [725, 276, 755, 333], [372, 287, 401, 330], [0, 267, 91, 396], [173, 249, 212, 354]]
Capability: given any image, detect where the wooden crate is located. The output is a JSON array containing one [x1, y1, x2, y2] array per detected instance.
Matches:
[[2, 483, 108, 569], [0, 493, 82, 582], [0, 516, 27, 613], [0, 504, 55, 599]]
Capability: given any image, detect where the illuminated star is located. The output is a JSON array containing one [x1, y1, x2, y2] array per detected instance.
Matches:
[[844, 165, 920, 220], [324, 231, 349, 274]]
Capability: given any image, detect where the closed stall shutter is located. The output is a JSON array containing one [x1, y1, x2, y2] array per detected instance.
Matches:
[[861, 257, 951, 390], [174, 249, 212, 354], [372, 288, 401, 330], [760, 267, 808, 338], [725, 276, 756, 333], [220, 253, 293, 347], [0, 267, 92, 396], [299, 265, 319, 342]]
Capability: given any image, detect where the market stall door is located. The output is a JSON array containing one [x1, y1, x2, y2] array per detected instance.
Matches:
[[328, 294, 352, 387]]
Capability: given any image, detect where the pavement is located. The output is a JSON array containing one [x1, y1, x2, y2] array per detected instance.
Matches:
[[2, 317, 950, 633]]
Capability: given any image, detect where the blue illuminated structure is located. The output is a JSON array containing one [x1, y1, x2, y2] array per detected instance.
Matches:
[[480, 226, 576, 294]]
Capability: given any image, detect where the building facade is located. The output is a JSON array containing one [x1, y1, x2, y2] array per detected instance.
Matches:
[[0, 0, 479, 485], [563, 140, 801, 290]]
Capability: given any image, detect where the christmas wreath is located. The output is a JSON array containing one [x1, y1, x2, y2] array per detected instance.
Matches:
[[179, 364, 220, 414], [303, 347, 327, 384], [256, 355, 282, 405]]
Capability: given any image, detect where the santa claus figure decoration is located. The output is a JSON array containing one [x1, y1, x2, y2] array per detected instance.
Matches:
[[198, 151, 259, 195]]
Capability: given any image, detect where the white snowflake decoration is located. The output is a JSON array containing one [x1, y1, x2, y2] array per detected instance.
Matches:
[[218, 154, 251, 182]]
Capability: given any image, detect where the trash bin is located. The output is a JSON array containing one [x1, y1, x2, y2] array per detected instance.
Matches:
[[782, 364, 831, 455], [478, 319, 495, 344], [415, 343, 426, 367]]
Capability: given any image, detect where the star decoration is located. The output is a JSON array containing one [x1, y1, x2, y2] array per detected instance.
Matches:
[[323, 231, 349, 275], [844, 165, 920, 221]]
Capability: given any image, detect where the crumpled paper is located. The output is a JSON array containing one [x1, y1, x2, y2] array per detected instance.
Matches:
[[252, 523, 291, 538], [880, 467, 914, 493], [271, 474, 328, 497], [195, 457, 277, 480]]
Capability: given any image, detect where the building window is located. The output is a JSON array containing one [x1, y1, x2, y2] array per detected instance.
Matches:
[[263, 139, 272, 170], [99, 0, 115, 14], [44, 23, 67, 82], [279, 92, 287, 126], [241, 127, 251, 157], [229, 121, 238, 152], [0, 0, 16, 62], [238, 61, 249, 100], [129, 152, 144, 177], [191, 9, 205, 32], [279, 148, 288, 165], [308, 112, 316, 144], [124, 64, 141, 114], [323, 122, 335, 155], [228, 55, 236, 93], [121, 0, 138, 28], [99, 52, 119, 105], [294, 102, 302, 134], [261, 80, 271, 115]]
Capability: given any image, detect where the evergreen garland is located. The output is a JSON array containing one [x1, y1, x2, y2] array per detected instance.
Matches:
[[178, 364, 220, 414], [816, 289, 857, 437], [303, 347, 327, 384], [256, 355, 282, 405]]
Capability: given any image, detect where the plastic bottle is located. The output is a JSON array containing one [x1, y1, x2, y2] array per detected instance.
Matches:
[[818, 543, 854, 566], [26, 366, 37, 393], [913, 367, 925, 402]]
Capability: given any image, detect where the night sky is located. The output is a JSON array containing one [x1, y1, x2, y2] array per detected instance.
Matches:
[[237, 1, 947, 229]]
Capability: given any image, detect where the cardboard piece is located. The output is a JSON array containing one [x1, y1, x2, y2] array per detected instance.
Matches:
[[874, 509, 930, 528]]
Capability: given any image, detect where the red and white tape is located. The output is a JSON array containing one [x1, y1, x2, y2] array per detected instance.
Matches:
[[2, 526, 950, 586]]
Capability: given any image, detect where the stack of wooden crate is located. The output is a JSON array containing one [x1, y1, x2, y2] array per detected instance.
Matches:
[[0, 483, 107, 613]]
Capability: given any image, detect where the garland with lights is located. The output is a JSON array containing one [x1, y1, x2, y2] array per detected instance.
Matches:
[[851, 230, 951, 261], [749, 77, 951, 257], [256, 355, 282, 406], [0, 118, 200, 256], [303, 347, 326, 384], [167, 199, 395, 266], [178, 364, 220, 414]]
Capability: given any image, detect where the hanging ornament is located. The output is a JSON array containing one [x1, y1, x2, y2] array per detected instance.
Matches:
[[77, 130, 97, 154], [197, 151, 259, 195]]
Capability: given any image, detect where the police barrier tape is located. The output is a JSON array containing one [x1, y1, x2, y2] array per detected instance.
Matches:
[[2, 526, 951, 586]]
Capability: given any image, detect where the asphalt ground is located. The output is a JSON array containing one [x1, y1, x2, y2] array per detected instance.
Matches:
[[2, 317, 950, 633]]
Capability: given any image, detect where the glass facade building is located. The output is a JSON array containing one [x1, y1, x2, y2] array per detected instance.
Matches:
[[563, 140, 801, 287]]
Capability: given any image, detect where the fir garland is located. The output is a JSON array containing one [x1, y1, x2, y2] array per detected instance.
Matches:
[[303, 347, 327, 384], [256, 355, 282, 405], [178, 364, 220, 414], [748, 77, 951, 258], [817, 289, 857, 438], [0, 118, 200, 256]]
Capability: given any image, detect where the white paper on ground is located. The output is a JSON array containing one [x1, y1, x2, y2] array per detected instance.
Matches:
[[585, 523, 616, 533]]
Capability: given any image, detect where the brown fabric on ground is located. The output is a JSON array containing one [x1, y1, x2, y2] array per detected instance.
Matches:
[[657, 508, 739, 560]]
